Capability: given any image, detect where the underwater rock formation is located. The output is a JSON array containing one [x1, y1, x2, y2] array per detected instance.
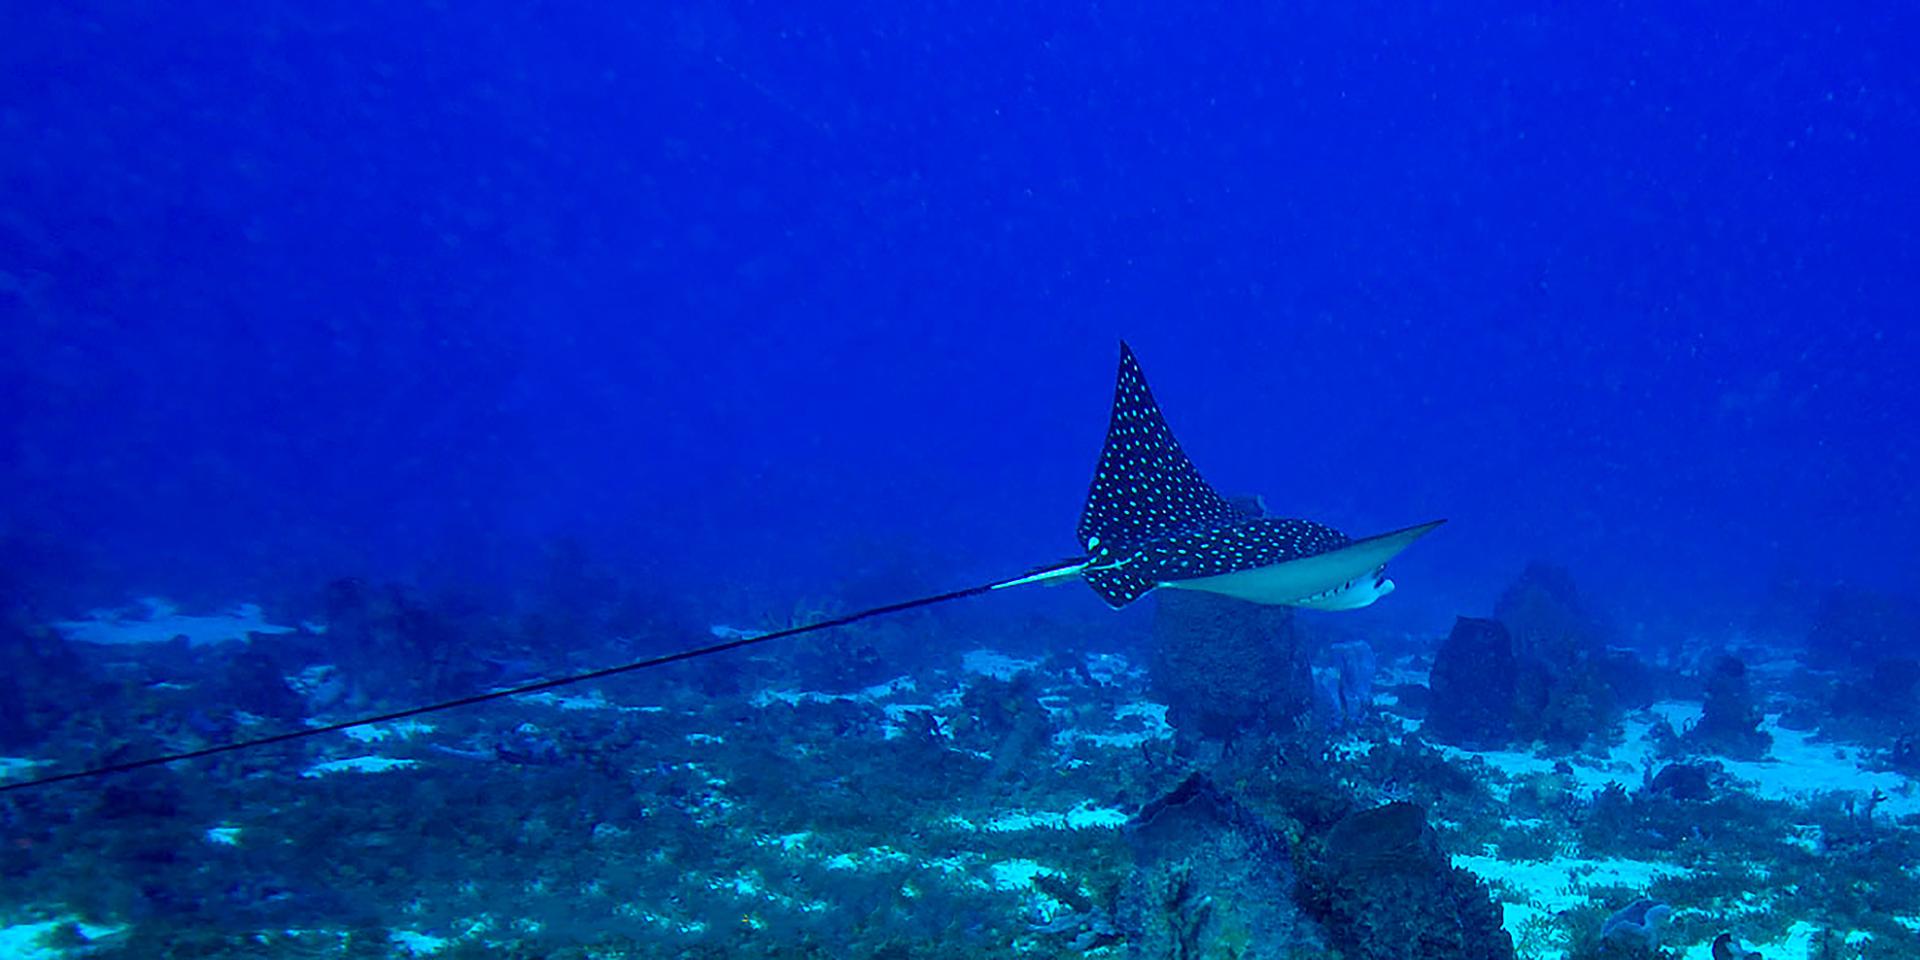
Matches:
[[323, 578, 505, 702], [1497, 563, 1619, 751], [1150, 591, 1312, 749], [1686, 655, 1771, 759], [1298, 801, 1514, 960], [0, 618, 83, 749], [1807, 585, 1920, 667], [1115, 774, 1325, 959], [1425, 617, 1518, 748]]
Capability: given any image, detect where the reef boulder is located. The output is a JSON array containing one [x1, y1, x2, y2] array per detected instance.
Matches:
[[1425, 617, 1519, 748]]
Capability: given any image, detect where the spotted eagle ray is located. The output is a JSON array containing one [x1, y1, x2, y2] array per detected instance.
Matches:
[[0, 342, 1442, 793], [989, 343, 1443, 609]]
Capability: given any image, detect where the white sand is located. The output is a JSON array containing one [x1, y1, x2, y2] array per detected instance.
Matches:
[[53, 598, 295, 647], [391, 930, 451, 956], [988, 858, 1055, 891], [300, 756, 418, 777], [1719, 717, 1920, 819], [1451, 854, 1687, 960], [1430, 699, 1916, 820], [1057, 703, 1174, 749], [1436, 697, 1920, 960], [341, 719, 435, 743], [946, 802, 1129, 833], [515, 690, 660, 713], [752, 675, 918, 708], [0, 917, 124, 959], [0, 757, 47, 781], [1452, 854, 1687, 914], [961, 649, 1040, 680]]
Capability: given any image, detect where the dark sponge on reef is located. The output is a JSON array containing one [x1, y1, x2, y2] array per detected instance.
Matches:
[[1150, 591, 1313, 747], [1426, 617, 1519, 749], [1299, 802, 1514, 960]]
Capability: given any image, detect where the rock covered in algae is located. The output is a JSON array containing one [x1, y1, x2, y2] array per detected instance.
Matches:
[[1116, 774, 1326, 959]]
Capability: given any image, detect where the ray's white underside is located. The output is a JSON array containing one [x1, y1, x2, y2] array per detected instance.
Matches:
[[1157, 520, 1445, 609]]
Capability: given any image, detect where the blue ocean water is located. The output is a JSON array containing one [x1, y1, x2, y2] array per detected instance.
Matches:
[[3, 3, 1918, 958]]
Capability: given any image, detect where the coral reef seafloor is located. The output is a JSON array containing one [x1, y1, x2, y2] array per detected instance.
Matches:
[[1, 589, 1919, 960]]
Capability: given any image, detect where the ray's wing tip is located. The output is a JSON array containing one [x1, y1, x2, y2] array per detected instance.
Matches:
[[1360, 518, 1448, 546]]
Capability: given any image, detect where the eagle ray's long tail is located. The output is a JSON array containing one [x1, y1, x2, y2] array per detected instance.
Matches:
[[0, 569, 1085, 795]]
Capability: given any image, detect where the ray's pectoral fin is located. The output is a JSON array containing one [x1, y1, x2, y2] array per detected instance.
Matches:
[[1160, 519, 1446, 609], [1081, 563, 1159, 609]]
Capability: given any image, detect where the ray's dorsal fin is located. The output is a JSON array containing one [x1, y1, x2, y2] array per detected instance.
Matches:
[[1076, 343, 1239, 560]]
